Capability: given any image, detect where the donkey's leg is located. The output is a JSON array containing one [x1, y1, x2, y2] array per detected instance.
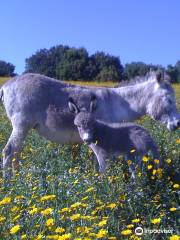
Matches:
[[90, 145, 108, 173], [2, 124, 28, 179]]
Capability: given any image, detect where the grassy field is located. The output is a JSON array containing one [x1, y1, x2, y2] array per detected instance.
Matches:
[[0, 77, 179, 240]]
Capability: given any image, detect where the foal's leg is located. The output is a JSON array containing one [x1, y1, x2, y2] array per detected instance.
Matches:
[[2, 121, 28, 179], [90, 144, 108, 173]]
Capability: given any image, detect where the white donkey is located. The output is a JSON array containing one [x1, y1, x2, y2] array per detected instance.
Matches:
[[0, 70, 179, 178]]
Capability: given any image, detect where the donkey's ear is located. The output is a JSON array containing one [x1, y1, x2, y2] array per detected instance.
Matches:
[[68, 97, 79, 113], [156, 70, 164, 84], [90, 94, 97, 112]]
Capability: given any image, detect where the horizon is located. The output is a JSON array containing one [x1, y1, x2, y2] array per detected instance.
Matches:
[[0, 0, 180, 74]]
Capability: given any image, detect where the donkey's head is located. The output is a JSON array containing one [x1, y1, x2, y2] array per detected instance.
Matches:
[[68, 95, 97, 143], [147, 70, 180, 131]]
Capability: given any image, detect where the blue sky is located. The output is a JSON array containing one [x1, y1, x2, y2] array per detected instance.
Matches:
[[0, 0, 180, 74]]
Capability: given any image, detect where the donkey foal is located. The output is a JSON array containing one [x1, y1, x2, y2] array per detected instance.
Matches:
[[72, 110, 160, 176]]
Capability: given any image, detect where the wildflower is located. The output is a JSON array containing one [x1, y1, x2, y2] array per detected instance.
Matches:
[[106, 203, 117, 209], [151, 218, 161, 224], [98, 219, 107, 227], [10, 224, 20, 234], [59, 207, 70, 213], [11, 206, 20, 213], [166, 159, 172, 164], [34, 234, 44, 240], [0, 215, 6, 223], [127, 224, 134, 228], [40, 195, 56, 201], [46, 235, 59, 240], [55, 227, 65, 233], [132, 218, 140, 223], [154, 159, 160, 164], [130, 149, 135, 153], [176, 139, 180, 144], [76, 226, 92, 234], [121, 229, 132, 235], [0, 197, 11, 205], [15, 195, 25, 200], [142, 156, 149, 162], [169, 235, 180, 240], [85, 187, 94, 193], [58, 233, 72, 240], [108, 237, 117, 240], [46, 218, 54, 227], [173, 184, 179, 189], [147, 165, 153, 170], [152, 169, 157, 175], [170, 207, 177, 212], [70, 213, 81, 221], [70, 202, 82, 208], [128, 160, 132, 165], [21, 234, 27, 239], [41, 208, 53, 215], [28, 207, 38, 215], [96, 229, 108, 238]]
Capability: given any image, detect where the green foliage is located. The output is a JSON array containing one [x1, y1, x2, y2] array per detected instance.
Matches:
[[0, 60, 15, 77], [124, 62, 162, 80], [25, 45, 124, 82], [167, 61, 180, 83]]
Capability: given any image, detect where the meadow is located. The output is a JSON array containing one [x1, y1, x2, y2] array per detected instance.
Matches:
[[0, 77, 179, 240]]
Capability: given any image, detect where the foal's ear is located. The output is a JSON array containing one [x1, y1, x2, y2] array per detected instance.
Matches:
[[90, 94, 97, 112], [68, 97, 79, 114]]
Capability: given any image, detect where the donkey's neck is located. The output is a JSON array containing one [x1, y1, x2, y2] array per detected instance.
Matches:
[[114, 80, 155, 119]]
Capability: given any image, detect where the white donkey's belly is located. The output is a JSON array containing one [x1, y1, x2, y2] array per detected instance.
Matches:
[[37, 125, 82, 144]]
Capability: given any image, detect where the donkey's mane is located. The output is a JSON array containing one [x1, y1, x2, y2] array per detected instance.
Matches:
[[118, 74, 149, 88]]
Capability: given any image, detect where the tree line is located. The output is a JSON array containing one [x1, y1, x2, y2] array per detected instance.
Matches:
[[1, 45, 180, 83]]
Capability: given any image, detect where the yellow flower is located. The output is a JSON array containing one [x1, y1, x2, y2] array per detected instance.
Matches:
[[0, 197, 11, 205], [142, 156, 149, 162], [59, 207, 70, 213], [108, 237, 117, 240], [70, 213, 81, 221], [154, 159, 160, 164], [21, 234, 27, 239], [121, 229, 132, 235], [58, 233, 72, 240], [152, 169, 157, 175], [106, 203, 117, 209], [85, 187, 94, 193], [34, 234, 44, 240], [132, 218, 140, 223], [55, 227, 65, 233], [173, 184, 179, 189], [166, 159, 172, 164], [147, 165, 153, 170], [70, 202, 82, 208], [96, 229, 108, 238], [10, 224, 20, 234], [151, 218, 161, 224], [127, 224, 134, 228], [128, 160, 132, 165], [46, 218, 54, 227], [40, 195, 56, 201], [170, 207, 177, 212], [0, 215, 6, 223], [169, 235, 180, 240], [46, 235, 59, 240], [28, 207, 38, 215], [41, 208, 53, 215], [11, 206, 20, 213], [98, 219, 107, 227], [176, 139, 180, 144]]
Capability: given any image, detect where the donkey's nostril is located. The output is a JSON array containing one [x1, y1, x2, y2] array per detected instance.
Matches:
[[177, 121, 180, 127]]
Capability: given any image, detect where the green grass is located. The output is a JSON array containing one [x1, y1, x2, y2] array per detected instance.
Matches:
[[0, 77, 179, 240]]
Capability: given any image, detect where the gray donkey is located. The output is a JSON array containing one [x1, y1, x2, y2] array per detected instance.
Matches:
[[69, 97, 160, 174], [0, 70, 179, 178]]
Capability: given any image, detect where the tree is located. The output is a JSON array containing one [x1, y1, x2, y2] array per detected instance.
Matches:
[[0, 60, 15, 76], [124, 62, 163, 80], [167, 61, 180, 83]]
